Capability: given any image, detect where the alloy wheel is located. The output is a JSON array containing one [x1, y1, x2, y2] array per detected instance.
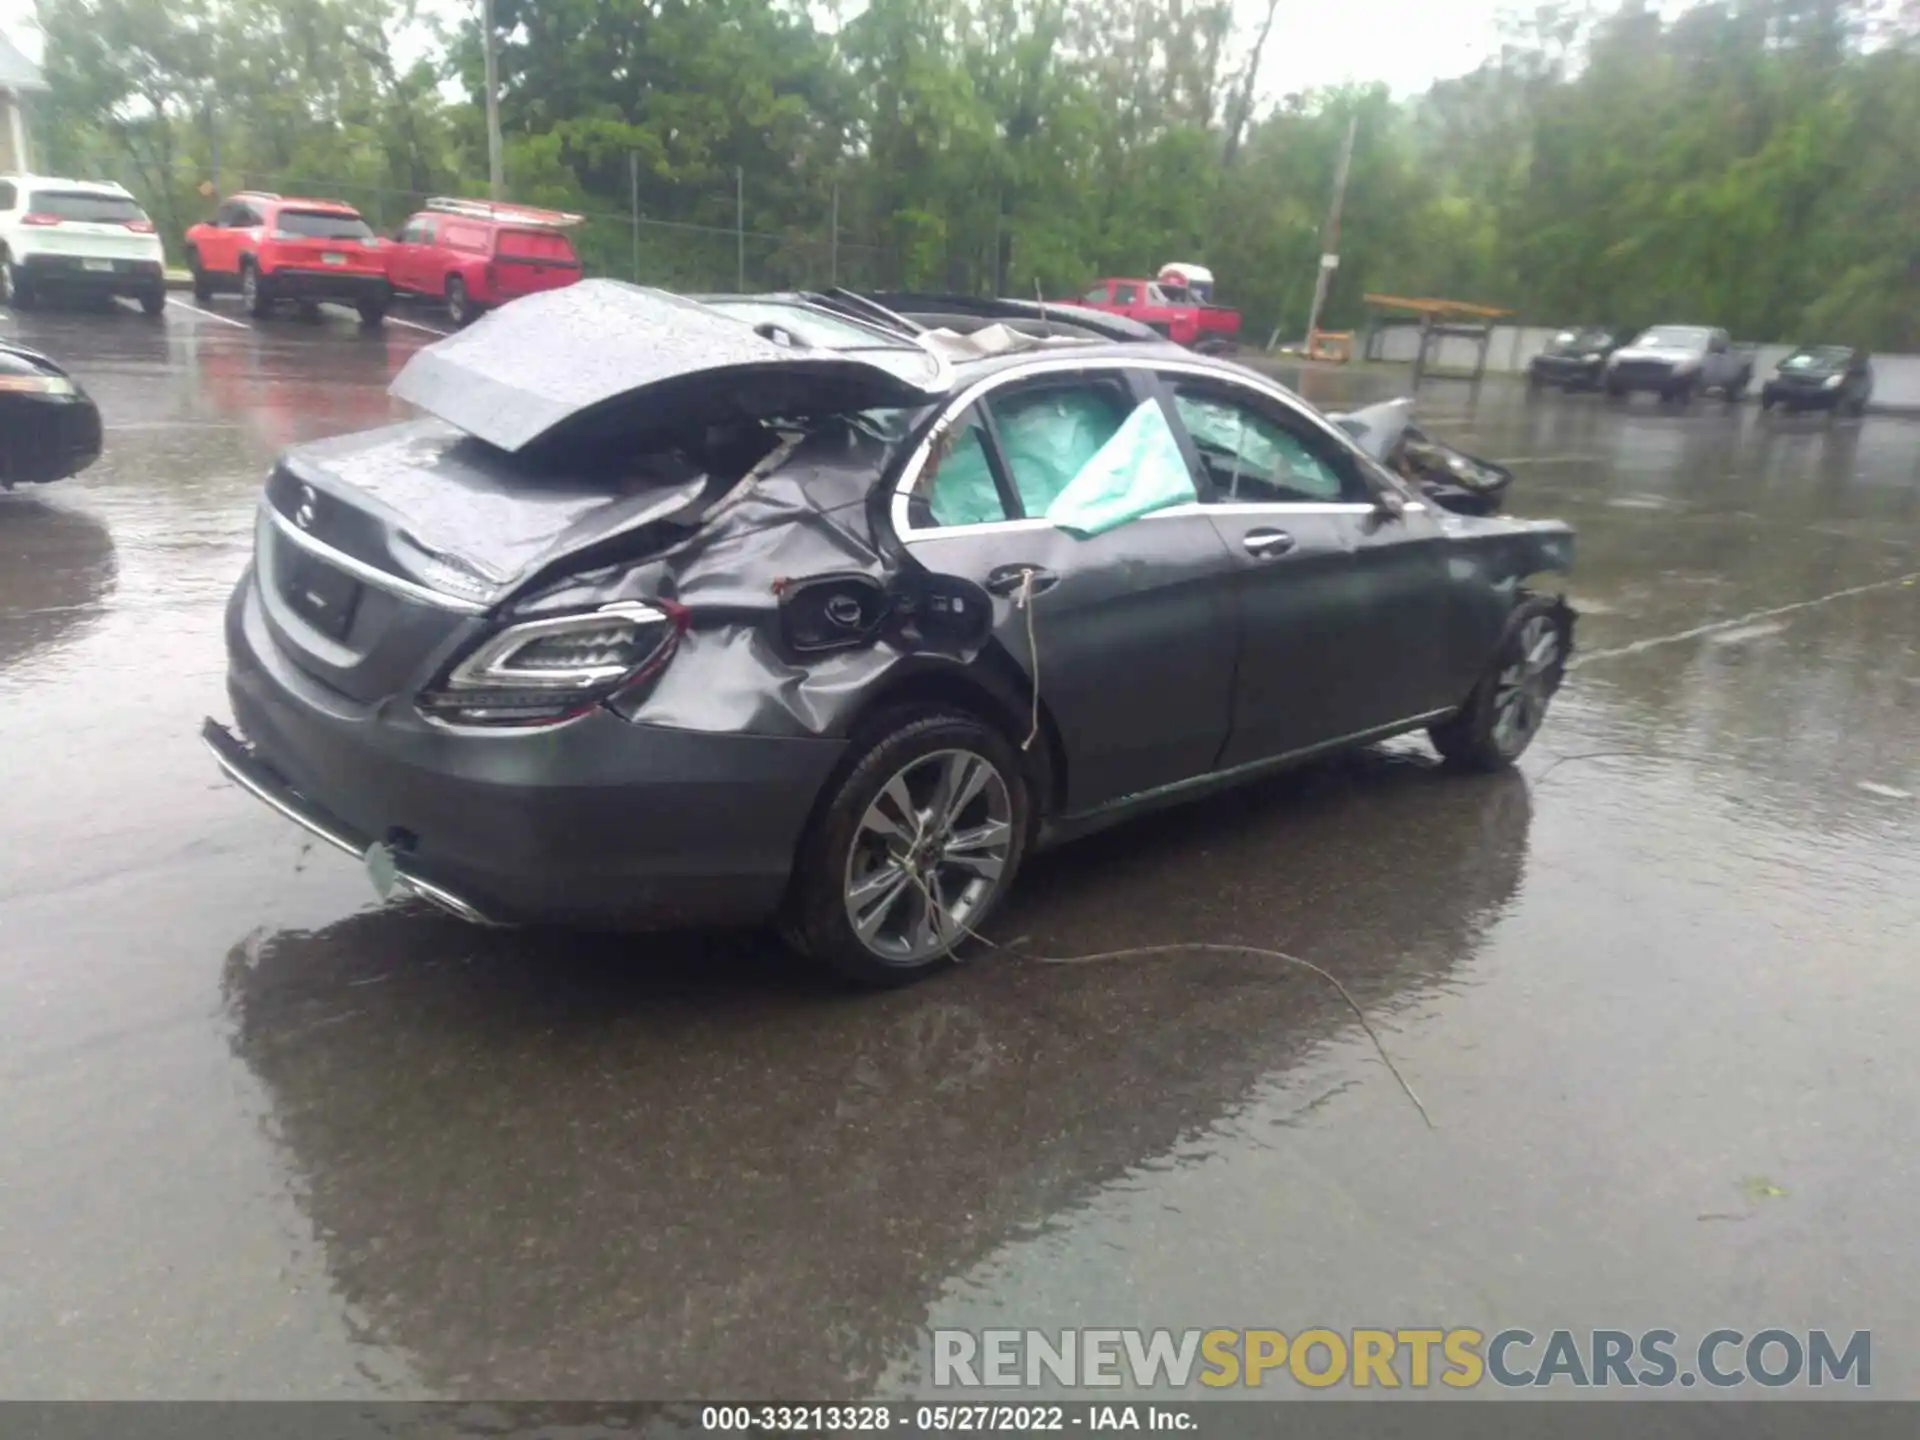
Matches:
[[1492, 615, 1560, 756], [842, 748, 1014, 965]]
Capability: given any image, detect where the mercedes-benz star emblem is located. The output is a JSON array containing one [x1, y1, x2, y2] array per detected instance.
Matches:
[[295, 484, 318, 530]]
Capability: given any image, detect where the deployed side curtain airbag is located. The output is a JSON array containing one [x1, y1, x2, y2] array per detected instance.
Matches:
[[1044, 399, 1197, 538]]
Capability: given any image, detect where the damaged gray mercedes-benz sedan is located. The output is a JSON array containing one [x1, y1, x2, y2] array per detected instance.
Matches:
[[204, 281, 1576, 984]]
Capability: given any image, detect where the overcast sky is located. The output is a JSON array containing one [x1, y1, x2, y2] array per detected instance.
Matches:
[[0, 0, 1516, 106]]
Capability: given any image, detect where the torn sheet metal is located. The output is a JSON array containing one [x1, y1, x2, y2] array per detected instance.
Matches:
[[389, 281, 944, 454], [489, 419, 991, 738]]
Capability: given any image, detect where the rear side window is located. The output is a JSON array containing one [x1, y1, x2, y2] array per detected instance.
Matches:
[[1113, 283, 1139, 305], [274, 209, 372, 240], [0, 182, 16, 210], [28, 190, 147, 224], [988, 379, 1136, 516], [914, 406, 1009, 528], [494, 228, 577, 262], [443, 223, 489, 252]]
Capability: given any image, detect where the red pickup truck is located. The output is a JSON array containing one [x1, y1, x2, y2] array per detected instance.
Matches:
[[1069, 275, 1241, 350]]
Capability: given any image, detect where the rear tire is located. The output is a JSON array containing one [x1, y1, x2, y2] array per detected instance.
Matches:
[[1, 254, 32, 309], [445, 275, 479, 327], [241, 262, 273, 318], [782, 711, 1029, 987], [1429, 596, 1570, 772], [357, 297, 387, 328], [139, 286, 166, 316]]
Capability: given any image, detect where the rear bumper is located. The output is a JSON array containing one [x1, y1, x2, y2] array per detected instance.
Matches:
[[1762, 383, 1842, 410], [260, 268, 391, 303], [217, 573, 847, 930], [1530, 355, 1605, 387], [19, 255, 164, 294], [1606, 363, 1688, 393]]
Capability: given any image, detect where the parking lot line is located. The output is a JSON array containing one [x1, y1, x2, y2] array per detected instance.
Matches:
[[167, 298, 250, 330], [386, 315, 451, 337]]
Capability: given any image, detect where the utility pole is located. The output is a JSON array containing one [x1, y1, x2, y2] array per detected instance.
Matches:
[[481, 0, 505, 200], [829, 182, 839, 287], [1301, 111, 1358, 351], [735, 166, 745, 291]]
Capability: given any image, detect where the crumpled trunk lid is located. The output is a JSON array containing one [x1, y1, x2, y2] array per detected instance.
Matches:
[[252, 421, 717, 704]]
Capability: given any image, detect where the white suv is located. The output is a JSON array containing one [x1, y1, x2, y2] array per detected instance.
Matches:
[[0, 176, 168, 314]]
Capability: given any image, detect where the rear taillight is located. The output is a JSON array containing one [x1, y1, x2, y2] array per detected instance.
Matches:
[[417, 601, 687, 727], [20, 213, 61, 227], [124, 219, 156, 234]]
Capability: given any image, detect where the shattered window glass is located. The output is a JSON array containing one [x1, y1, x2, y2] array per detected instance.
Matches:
[[1171, 387, 1348, 504]]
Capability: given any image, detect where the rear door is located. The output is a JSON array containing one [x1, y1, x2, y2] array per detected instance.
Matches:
[[894, 367, 1240, 810], [1156, 369, 1456, 766], [492, 227, 581, 298], [198, 202, 247, 274]]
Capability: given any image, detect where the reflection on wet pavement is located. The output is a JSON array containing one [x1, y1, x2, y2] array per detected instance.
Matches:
[[1, 310, 1916, 1399]]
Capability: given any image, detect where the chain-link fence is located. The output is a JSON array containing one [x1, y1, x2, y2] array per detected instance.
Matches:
[[93, 157, 899, 295]]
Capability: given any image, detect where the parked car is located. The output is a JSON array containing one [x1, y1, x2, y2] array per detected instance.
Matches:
[[1760, 345, 1872, 417], [184, 192, 390, 325], [202, 282, 1574, 986], [1071, 277, 1242, 350], [0, 176, 167, 315], [1604, 325, 1754, 403], [387, 197, 584, 327], [0, 343, 102, 487], [1527, 326, 1621, 391]]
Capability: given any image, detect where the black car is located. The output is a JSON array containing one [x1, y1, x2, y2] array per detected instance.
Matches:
[[1760, 346, 1873, 416], [1527, 327, 1620, 391], [203, 282, 1576, 985], [0, 343, 102, 487]]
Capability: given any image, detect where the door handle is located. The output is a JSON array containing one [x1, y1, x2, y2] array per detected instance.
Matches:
[[985, 565, 1059, 598], [1243, 529, 1296, 558]]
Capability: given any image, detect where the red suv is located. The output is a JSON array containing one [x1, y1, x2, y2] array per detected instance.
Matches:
[[184, 193, 391, 326], [387, 198, 583, 326]]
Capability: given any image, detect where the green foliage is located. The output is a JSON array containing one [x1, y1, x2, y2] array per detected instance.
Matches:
[[33, 0, 1920, 345]]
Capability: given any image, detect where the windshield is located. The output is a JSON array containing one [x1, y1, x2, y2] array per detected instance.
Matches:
[[274, 210, 373, 240], [28, 191, 148, 224], [1781, 346, 1851, 370], [1555, 328, 1611, 349], [1632, 326, 1709, 350]]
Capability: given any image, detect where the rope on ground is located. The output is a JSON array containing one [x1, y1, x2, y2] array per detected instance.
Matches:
[[909, 868, 1433, 1129], [1529, 748, 1666, 786]]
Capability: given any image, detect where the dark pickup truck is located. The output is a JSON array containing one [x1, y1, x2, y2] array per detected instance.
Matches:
[[1603, 326, 1755, 403]]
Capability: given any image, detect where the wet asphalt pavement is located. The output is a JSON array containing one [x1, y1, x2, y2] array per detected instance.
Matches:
[[2, 295, 1918, 1402]]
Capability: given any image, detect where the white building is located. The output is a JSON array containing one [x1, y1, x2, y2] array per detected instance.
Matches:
[[0, 29, 46, 172]]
